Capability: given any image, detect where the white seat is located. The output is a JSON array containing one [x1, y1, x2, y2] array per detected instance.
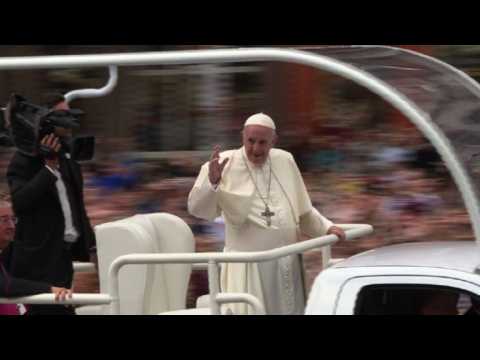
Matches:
[[78, 213, 199, 315], [196, 294, 211, 308], [128, 213, 195, 313], [78, 216, 157, 315]]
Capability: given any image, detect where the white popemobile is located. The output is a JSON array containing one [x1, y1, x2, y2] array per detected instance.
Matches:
[[1, 46, 480, 315], [305, 242, 480, 315]]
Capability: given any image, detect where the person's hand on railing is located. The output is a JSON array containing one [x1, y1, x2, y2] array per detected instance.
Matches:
[[51, 287, 73, 302], [327, 226, 346, 242]]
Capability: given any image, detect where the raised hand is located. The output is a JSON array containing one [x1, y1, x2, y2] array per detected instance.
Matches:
[[40, 133, 61, 168], [209, 145, 229, 186]]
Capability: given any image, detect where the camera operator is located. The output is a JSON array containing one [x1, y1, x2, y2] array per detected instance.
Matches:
[[6, 93, 95, 315]]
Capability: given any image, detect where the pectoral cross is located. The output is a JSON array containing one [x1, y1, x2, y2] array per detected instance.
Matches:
[[261, 205, 275, 227]]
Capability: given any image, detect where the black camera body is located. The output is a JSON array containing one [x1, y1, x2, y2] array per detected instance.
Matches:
[[1, 94, 95, 162], [61, 135, 96, 162]]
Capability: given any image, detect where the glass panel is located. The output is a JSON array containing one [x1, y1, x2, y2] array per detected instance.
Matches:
[[301, 46, 480, 206]]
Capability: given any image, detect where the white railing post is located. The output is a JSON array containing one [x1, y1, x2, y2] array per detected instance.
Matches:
[[108, 257, 124, 315], [208, 260, 221, 315], [321, 245, 332, 270]]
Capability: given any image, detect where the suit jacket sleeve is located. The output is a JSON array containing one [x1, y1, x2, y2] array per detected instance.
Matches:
[[0, 265, 51, 297], [7, 155, 58, 213]]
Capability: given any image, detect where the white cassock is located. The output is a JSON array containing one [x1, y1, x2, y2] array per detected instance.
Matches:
[[188, 147, 333, 315]]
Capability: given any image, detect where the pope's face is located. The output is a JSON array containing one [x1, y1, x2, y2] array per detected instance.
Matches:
[[0, 204, 15, 250], [242, 125, 277, 167]]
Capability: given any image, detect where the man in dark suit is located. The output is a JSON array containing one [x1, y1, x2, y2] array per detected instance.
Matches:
[[6, 94, 95, 315], [0, 195, 72, 315]]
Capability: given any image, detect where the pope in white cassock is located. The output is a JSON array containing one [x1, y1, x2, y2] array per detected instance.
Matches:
[[188, 113, 346, 315]]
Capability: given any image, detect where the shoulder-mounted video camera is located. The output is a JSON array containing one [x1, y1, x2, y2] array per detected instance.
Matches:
[[0, 93, 95, 161]]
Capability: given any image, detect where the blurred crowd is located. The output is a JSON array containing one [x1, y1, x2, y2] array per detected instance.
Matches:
[[2, 121, 471, 260], [0, 104, 475, 298], [85, 115, 473, 258], [0, 45, 478, 297]]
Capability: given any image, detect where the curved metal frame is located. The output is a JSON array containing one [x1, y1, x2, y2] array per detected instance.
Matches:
[[0, 44, 477, 287], [64, 65, 118, 103], [0, 47, 476, 243]]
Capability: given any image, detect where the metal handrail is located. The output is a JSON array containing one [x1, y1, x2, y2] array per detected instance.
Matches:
[[73, 262, 96, 273], [0, 294, 111, 306], [108, 223, 373, 314], [0, 224, 371, 314]]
